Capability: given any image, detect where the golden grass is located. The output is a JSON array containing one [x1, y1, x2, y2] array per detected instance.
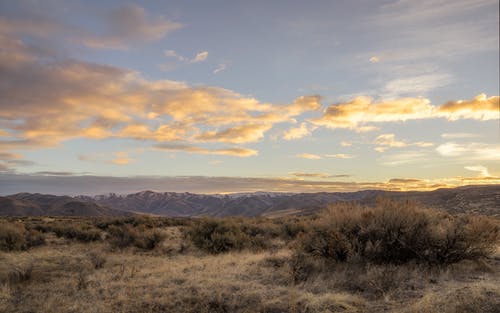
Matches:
[[1, 204, 499, 313]]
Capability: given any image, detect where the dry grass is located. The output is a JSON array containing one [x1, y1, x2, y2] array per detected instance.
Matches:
[[0, 202, 499, 312]]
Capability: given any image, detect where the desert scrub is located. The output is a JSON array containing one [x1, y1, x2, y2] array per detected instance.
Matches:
[[186, 219, 257, 253], [52, 224, 101, 242], [106, 224, 165, 250], [296, 200, 500, 265], [0, 222, 45, 251]]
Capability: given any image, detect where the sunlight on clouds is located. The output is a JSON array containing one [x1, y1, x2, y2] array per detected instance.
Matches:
[[438, 94, 499, 121], [154, 144, 258, 157], [296, 153, 322, 160], [283, 123, 315, 140], [464, 165, 490, 177], [312, 94, 498, 131], [111, 152, 133, 165], [195, 124, 272, 144], [374, 134, 434, 152], [324, 154, 354, 159], [436, 142, 500, 160]]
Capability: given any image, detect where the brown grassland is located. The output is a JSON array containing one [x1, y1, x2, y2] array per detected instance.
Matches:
[[1, 200, 499, 313]]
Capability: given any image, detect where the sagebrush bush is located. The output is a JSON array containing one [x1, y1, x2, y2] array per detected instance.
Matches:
[[107, 224, 165, 250], [52, 225, 101, 242], [296, 200, 500, 265], [0, 223, 26, 251], [0, 222, 45, 251], [187, 219, 253, 253]]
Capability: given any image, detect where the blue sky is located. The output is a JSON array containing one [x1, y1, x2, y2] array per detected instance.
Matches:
[[0, 0, 498, 194]]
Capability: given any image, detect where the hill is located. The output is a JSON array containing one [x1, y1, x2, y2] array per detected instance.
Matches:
[[0, 193, 133, 216], [80, 185, 500, 217]]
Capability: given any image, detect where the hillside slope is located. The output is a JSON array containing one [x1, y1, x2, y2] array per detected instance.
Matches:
[[0, 193, 133, 216]]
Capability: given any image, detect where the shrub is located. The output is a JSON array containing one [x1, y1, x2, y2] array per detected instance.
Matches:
[[0, 222, 46, 251], [88, 251, 106, 269], [296, 228, 350, 261], [296, 200, 500, 265], [25, 229, 46, 248], [0, 223, 26, 251], [53, 225, 101, 242], [106, 224, 165, 250], [187, 219, 250, 253]]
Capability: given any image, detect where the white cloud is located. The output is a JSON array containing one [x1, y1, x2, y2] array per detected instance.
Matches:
[[441, 133, 481, 139], [369, 56, 380, 63], [213, 63, 227, 74], [191, 51, 208, 63], [436, 142, 500, 160], [464, 165, 490, 177]]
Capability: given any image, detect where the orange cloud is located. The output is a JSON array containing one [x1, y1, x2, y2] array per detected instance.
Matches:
[[112, 152, 133, 165], [283, 123, 315, 140], [154, 144, 258, 157], [438, 93, 499, 121], [296, 153, 322, 160], [195, 124, 272, 144], [312, 94, 498, 131], [374, 133, 434, 152]]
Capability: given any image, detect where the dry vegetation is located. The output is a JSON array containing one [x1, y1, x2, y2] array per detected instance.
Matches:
[[1, 200, 499, 312]]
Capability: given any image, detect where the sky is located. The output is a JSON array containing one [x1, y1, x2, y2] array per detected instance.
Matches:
[[0, 0, 499, 195]]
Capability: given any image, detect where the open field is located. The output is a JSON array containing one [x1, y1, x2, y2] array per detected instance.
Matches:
[[1, 201, 499, 313]]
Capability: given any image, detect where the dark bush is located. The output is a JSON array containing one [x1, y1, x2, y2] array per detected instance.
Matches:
[[53, 225, 101, 242], [25, 229, 46, 248], [187, 219, 251, 253], [296, 228, 350, 261], [107, 224, 165, 250]]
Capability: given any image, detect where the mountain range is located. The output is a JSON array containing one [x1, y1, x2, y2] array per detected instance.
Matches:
[[1, 184, 498, 217]]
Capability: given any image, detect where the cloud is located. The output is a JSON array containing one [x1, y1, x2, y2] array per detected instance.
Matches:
[[436, 142, 500, 160], [0, 4, 181, 50], [374, 133, 434, 152], [388, 178, 423, 184], [81, 4, 182, 49], [295, 153, 322, 160], [164, 50, 209, 65], [464, 165, 490, 177], [154, 144, 258, 157], [112, 152, 133, 165], [290, 172, 351, 179], [1, 172, 497, 196], [380, 151, 430, 166], [340, 141, 352, 147], [191, 51, 208, 63], [369, 56, 380, 63], [195, 124, 272, 144], [0, 24, 323, 162], [441, 133, 481, 139], [324, 154, 354, 159], [213, 63, 227, 74], [290, 172, 332, 178], [311, 94, 498, 131], [438, 93, 499, 121], [283, 123, 315, 140], [383, 73, 454, 98]]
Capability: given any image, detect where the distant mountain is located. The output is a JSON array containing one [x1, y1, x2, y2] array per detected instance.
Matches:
[[79, 185, 500, 217], [0, 193, 133, 216]]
